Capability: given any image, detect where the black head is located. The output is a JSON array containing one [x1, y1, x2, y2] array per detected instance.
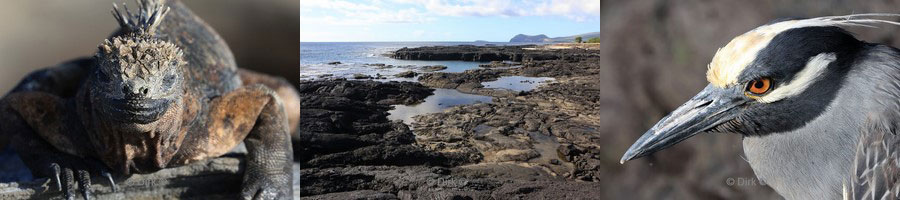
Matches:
[[621, 17, 871, 163]]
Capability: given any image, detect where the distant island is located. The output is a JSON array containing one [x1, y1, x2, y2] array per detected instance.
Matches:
[[509, 34, 550, 42], [508, 32, 600, 43]]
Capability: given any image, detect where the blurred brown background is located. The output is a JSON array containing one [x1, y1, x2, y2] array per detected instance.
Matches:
[[601, 0, 900, 198], [0, 0, 299, 94]]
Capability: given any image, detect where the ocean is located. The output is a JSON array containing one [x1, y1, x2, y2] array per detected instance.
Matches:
[[300, 42, 554, 126], [299, 42, 534, 80]]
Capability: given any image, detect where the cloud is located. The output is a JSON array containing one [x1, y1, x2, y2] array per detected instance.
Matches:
[[303, 0, 379, 12], [301, 0, 433, 25], [534, 0, 601, 21], [394, 0, 601, 21], [421, 0, 527, 17], [301, 0, 600, 27]]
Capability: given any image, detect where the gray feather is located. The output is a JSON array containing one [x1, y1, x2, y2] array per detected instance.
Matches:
[[844, 84, 900, 200]]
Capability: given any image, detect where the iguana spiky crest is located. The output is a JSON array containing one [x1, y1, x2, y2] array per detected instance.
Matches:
[[112, 0, 170, 36], [100, 0, 182, 81], [97, 37, 184, 80]]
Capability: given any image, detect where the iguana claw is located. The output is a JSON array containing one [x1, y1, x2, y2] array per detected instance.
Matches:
[[50, 163, 62, 191], [77, 170, 92, 200], [103, 171, 118, 192], [49, 162, 100, 200], [62, 168, 75, 200]]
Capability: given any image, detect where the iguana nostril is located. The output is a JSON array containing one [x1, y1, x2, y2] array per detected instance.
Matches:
[[122, 85, 149, 96]]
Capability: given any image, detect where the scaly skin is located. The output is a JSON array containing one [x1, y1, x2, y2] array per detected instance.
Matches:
[[0, 0, 298, 199]]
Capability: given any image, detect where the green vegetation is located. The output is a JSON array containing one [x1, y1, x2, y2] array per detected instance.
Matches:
[[586, 37, 600, 43], [574, 36, 582, 43]]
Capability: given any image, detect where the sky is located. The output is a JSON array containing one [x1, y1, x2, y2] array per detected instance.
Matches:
[[300, 0, 601, 42]]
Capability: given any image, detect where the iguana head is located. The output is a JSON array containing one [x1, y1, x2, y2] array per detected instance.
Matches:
[[85, 0, 188, 173], [92, 35, 184, 125], [89, 0, 182, 131]]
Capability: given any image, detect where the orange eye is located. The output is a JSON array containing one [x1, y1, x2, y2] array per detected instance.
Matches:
[[747, 77, 772, 95]]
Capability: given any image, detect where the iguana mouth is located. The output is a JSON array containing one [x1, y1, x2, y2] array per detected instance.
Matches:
[[106, 98, 172, 124]]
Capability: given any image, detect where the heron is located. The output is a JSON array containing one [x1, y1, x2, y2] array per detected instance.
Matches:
[[619, 14, 900, 199]]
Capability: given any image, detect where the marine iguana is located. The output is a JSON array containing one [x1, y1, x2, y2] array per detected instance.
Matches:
[[0, 0, 299, 199]]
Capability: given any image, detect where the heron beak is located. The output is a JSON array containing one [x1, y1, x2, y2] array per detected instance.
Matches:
[[620, 85, 746, 163]]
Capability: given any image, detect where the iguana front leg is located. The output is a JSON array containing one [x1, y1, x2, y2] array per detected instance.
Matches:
[[1, 58, 92, 150], [238, 68, 300, 133], [172, 84, 293, 199], [0, 92, 113, 200]]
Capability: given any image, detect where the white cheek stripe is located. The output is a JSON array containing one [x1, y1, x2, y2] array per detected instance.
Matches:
[[758, 53, 837, 103]]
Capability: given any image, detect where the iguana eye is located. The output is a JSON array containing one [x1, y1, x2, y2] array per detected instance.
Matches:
[[162, 74, 176, 87], [746, 77, 773, 95]]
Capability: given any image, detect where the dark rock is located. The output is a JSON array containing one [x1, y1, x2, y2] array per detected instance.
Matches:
[[301, 190, 398, 200], [300, 166, 501, 197], [390, 45, 602, 63], [296, 79, 433, 105], [0, 157, 245, 199], [557, 144, 580, 162], [417, 70, 502, 91], [479, 61, 518, 68], [296, 80, 488, 197], [327, 61, 341, 65], [352, 73, 373, 79], [419, 65, 447, 72], [395, 71, 417, 78], [295, 80, 437, 163], [490, 181, 607, 199]]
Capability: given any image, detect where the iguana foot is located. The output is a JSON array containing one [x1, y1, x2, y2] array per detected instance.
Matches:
[[46, 158, 114, 200], [0, 92, 110, 199], [240, 174, 291, 200], [50, 163, 80, 200]]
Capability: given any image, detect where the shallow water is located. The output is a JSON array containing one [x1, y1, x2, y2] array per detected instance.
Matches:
[[300, 61, 485, 81], [300, 42, 524, 66], [300, 42, 510, 80], [387, 89, 492, 125], [303, 43, 534, 125], [482, 76, 555, 91]]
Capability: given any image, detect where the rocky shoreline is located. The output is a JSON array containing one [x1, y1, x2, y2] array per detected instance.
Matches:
[[299, 44, 775, 199], [294, 79, 605, 199], [388, 45, 598, 62]]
